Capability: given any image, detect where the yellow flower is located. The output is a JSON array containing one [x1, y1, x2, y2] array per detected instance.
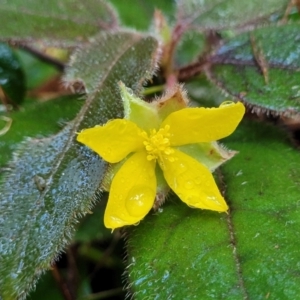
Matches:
[[77, 84, 245, 229]]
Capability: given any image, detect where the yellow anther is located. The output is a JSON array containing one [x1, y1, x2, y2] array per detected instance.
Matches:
[[142, 125, 174, 161]]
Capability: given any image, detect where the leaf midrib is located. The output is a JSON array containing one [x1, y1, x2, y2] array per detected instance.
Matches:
[[217, 168, 249, 299]]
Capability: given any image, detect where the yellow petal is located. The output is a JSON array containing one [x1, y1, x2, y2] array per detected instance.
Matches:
[[159, 149, 228, 212], [77, 119, 144, 163], [161, 102, 245, 146], [104, 151, 156, 229]]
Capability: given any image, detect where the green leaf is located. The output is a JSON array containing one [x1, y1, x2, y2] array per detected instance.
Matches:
[[206, 24, 300, 116], [175, 30, 206, 66], [0, 43, 25, 105], [126, 120, 300, 299], [0, 31, 159, 299], [65, 33, 159, 95], [109, 0, 175, 30], [0, 96, 81, 168], [176, 0, 287, 31], [15, 50, 59, 90], [0, 0, 117, 45]]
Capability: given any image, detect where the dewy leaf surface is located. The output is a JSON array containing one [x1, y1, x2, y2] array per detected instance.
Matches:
[[206, 24, 300, 116], [176, 0, 287, 31], [0, 0, 117, 45], [126, 120, 300, 299], [65, 32, 158, 94], [0, 31, 159, 299]]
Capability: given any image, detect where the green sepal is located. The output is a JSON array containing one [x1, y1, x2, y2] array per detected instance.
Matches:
[[154, 85, 189, 120], [177, 142, 236, 172], [120, 82, 160, 131]]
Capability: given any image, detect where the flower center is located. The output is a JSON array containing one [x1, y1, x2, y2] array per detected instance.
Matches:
[[141, 125, 174, 161]]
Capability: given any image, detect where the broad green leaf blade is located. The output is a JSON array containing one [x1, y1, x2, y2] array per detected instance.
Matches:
[[0, 96, 81, 168], [0, 0, 117, 45], [221, 120, 300, 299], [0, 43, 25, 105], [126, 204, 243, 299], [206, 24, 300, 116], [176, 0, 288, 31], [126, 120, 300, 299], [0, 31, 159, 299]]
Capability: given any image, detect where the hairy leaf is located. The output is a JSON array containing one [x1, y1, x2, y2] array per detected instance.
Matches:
[[0, 0, 118, 45], [0, 96, 81, 168], [0, 43, 25, 105], [176, 0, 288, 31], [0, 31, 159, 299], [126, 120, 300, 299], [175, 30, 206, 66], [65, 32, 159, 95], [206, 24, 300, 116]]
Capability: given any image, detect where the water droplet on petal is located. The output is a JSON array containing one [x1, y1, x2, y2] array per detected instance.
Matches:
[[207, 196, 221, 205], [184, 180, 194, 189], [220, 101, 234, 107], [125, 185, 154, 217], [177, 162, 187, 175], [195, 177, 202, 185], [204, 180, 212, 187], [109, 215, 126, 225], [186, 195, 192, 202]]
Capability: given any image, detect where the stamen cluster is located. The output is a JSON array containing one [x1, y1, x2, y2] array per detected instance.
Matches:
[[141, 125, 174, 161]]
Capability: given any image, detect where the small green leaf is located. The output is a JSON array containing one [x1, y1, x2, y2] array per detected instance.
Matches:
[[126, 120, 300, 299], [206, 24, 300, 116], [176, 0, 287, 31], [0, 43, 25, 105], [0, 0, 117, 45], [0, 31, 159, 299]]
